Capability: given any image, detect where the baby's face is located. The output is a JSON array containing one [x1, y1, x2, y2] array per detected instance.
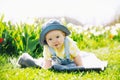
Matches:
[[45, 30, 65, 49]]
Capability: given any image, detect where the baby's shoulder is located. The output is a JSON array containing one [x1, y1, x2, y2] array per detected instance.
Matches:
[[43, 45, 49, 50], [66, 37, 76, 45]]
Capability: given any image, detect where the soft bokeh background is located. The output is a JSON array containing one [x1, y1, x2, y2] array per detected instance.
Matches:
[[0, 0, 120, 25]]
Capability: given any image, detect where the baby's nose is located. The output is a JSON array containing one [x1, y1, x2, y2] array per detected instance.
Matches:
[[53, 39, 58, 43]]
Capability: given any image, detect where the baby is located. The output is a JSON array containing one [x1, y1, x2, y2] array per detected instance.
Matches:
[[18, 19, 107, 70], [39, 19, 83, 69]]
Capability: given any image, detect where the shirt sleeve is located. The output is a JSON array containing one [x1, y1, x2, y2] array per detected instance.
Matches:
[[43, 45, 52, 60], [68, 37, 80, 59]]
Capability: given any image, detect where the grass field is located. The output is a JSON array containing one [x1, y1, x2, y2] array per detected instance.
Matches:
[[0, 41, 120, 80]]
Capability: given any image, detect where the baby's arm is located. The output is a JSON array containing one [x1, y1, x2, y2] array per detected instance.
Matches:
[[42, 59, 52, 69], [42, 46, 52, 69], [74, 54, 83, 66], [68, 37, 83, 66]]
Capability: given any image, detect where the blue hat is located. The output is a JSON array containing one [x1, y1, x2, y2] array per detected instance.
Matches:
[[39, 19, 70, 45]]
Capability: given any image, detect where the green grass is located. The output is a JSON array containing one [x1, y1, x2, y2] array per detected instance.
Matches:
[[0, 42, 120, 80]]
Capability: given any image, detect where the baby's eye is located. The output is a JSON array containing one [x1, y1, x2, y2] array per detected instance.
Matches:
[[49, 38, 52, 41], [56, 36, 59, 38]]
